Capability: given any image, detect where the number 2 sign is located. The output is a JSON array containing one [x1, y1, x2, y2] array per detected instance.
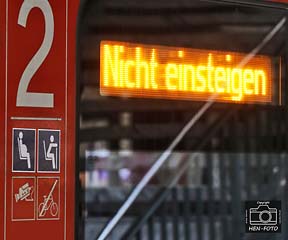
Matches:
[[0, 0, 79, 239], [16, 0, 55, 108], [9, 0, 64, 115]]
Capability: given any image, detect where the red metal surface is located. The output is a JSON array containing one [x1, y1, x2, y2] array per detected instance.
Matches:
[[1, 0, 79, 239], [0, 0, 6, 238]]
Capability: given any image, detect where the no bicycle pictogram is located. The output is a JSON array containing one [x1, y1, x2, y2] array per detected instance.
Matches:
[[37, 177, 60, 220]]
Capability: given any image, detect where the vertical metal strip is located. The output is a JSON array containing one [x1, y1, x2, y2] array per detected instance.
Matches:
[[148, 217, 154, 240], [249, 112, 256, 200], [256, 110, 264, 199], [245, 110, 252, 200], [224, 151, 232, 238], [219, 127, 228, 240], [252, 111, 260, 199], [230, 114, 242, 240], [196, 187, 203, 240], [172, 188, 179, 239], [267, 109, 274, 193], [183, 187, 191, 240], [207, 152, 215, 239], [136, 229, 141, 240], [161, 196, 167, 240]]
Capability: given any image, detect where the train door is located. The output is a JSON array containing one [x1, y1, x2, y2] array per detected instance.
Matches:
[[77, 1, 288, 239]]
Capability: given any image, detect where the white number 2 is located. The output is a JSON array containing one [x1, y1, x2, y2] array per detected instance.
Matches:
[[16, 0, 54, 108]]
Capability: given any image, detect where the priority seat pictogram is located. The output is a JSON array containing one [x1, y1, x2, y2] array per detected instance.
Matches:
[[38, 130, 60, 172], [13, 129, 36, 172]]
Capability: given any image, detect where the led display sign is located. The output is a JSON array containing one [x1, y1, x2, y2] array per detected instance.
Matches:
[[100, 41, 273, 103]]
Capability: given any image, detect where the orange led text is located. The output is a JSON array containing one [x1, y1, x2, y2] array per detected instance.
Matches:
[[100, 41, 272, 103]]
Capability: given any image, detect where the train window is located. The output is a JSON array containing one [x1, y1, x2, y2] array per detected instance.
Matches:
[[77, 1, 288, 239], [100, 41, 274, 104]]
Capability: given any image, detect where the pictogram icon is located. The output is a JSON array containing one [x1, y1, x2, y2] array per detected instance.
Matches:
[[37, 177, 60, 220], [38, 130, 60, 172], [12, 177, 35, 221], [13, 128, 35, 172]]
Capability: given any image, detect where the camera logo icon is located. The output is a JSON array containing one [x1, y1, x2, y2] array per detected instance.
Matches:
[[245, 201, 281, 233], [249, 205, 277, 225]]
